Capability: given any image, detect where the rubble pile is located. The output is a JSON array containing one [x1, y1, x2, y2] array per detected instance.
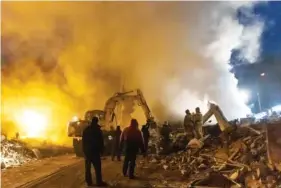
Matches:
[[1, 136, 36, 169], [144, 126, 281, 187]]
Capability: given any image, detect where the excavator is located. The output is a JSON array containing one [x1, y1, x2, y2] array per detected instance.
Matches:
[[200, 102, 281, 171], [67, 89, 156, 157], [202, 102, 236, 134]]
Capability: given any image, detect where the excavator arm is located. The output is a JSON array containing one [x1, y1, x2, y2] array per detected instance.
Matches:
[[203, 102, 231, 132], [103, 89, 154, 128]]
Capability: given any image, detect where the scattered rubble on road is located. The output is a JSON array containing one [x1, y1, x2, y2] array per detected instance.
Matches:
[[140, 124, 281, 188], [1, 137, 36, 169], [1, 135, 74, 169]]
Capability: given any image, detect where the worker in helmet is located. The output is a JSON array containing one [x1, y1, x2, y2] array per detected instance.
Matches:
[[183, 109, 194, 139], [193, 107, 203, 139]]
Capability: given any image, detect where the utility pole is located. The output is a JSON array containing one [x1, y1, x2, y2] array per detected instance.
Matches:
[[257, 72, 265, 113], [257, 92, 262, 113]]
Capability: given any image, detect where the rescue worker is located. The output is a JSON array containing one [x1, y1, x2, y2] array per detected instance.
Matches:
[[107, 126, 115, 155], [183, 109, 194, 139], [193, 107, 203, 139], [15, 132, 20, 140], [160, 121, 172, 147], [120, 119, 145, 179], [82, 117, 107, 187], [111, 126, 122, 161], [141, 119, 150, 153]]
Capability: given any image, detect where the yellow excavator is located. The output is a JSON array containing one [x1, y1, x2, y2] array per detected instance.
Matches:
[[67, 89, 156, 157]]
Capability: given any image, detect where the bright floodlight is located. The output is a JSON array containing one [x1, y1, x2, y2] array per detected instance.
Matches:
[[19, 110, 48, 138], [238, 89, 250, 103], [72, 116, 79, 122], [260, 72, 265, 76]]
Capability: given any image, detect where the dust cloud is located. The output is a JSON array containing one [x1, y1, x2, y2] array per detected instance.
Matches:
[[1, 2, 263, 144]]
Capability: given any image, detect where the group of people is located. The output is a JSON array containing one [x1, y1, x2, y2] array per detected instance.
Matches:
[[82, 108, 203, 187], [82, 117, 151, 187], [183, 107, 203, 139]]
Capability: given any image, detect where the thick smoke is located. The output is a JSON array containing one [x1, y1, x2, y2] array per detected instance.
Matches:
[[1, 2, 264, 143]]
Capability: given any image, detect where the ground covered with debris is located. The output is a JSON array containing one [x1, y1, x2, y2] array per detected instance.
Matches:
[[140, 124, 281, 188], [1, 137, 36, 169], [1, 135, 73, 169], [1, 154, 81, 188]]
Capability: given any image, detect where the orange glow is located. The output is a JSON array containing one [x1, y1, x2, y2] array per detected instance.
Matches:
[[15, 109, 48, 138]]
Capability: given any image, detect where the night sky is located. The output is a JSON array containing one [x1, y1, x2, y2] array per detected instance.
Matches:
[[232, 2, 281, 113]]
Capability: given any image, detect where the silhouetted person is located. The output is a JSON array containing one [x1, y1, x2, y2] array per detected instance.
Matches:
[[160, 121, 172, 154], [82, 117, 107, 187], [120, 119, 145, 179], [141, 120, 150, 153], [15, 132, 20, 140], [160, 121, 172, 143], [193, 107, 203, 139], [183, 109, 194, 139], [111, 126, 122, 161]]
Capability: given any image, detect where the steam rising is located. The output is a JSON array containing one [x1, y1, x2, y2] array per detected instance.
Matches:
[[1, 2, 264, 143]]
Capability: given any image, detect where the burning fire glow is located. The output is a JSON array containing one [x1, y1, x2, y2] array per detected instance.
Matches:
[[15, 109, 48, 138]]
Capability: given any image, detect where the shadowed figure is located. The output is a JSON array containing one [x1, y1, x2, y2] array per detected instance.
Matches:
[[111, 125, 122, 161], [120, 119, 145, 179], [82, 117, 107, 187]]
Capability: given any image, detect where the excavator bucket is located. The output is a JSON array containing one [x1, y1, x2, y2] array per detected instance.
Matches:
[[266, 122, 281, 171]]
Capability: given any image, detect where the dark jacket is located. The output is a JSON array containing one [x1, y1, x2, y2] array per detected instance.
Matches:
[[160, 125, 172, 141], [114, 128, 122, 146], [82, 123, 104, 158], [120, 123, 145, 153], [141, 124, 150, 139]]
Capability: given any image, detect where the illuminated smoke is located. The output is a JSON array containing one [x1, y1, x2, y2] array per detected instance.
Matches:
[[162, 2, 264, 120], [1, 2, 264, 143]]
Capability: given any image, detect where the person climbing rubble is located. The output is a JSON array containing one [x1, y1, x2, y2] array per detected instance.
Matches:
[[183, 109, 194, 139], [141, 119, 150, 153], [111, 126, 122, 161], [193, 107, 203, 139], [120, 119, 145, 179]]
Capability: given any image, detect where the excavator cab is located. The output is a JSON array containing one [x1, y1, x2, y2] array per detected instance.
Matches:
[[67, 88, 156, 157]]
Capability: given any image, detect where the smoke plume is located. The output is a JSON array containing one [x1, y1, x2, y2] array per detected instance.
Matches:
[[1, 2, 264, 143]]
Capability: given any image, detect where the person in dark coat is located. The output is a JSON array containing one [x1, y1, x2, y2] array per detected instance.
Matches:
[[141, 120, 150, 153], [82, 117, 107, 187], [120, 119, 145, 179], [111, 126, 122, 161], [160, 121, 172, 142]]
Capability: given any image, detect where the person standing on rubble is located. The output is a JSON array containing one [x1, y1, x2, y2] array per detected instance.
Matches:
[[141, 119, 151, 154], [82, 117, 107, 187], [183, 109, 194, 139], [120, 118, 145, 179], [193, 107, 203, 139], [160, 121, 172, 146], [111, 126, 122, 161]]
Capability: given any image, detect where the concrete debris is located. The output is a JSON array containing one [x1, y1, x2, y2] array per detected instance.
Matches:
[[142, 126, 281, 188], [1, 137, 36, 169], [187, 138, 203, 149]]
